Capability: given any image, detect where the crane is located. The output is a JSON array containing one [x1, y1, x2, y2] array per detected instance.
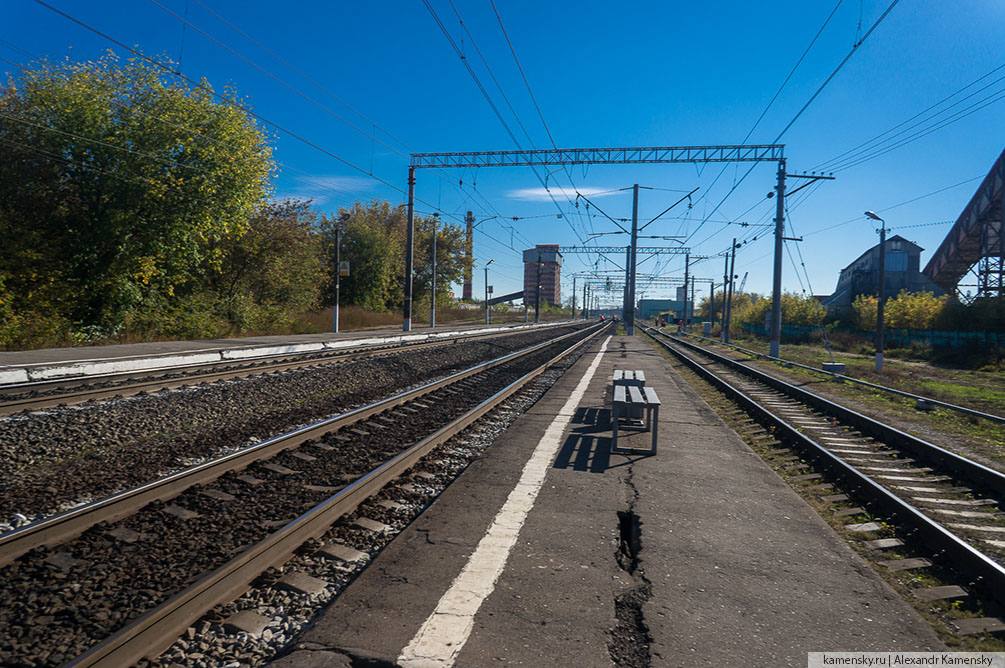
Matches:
[[737, 272, 748, 293]]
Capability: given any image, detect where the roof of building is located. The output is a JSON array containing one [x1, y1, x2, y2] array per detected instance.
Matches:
[[839, 234, 923, 274]]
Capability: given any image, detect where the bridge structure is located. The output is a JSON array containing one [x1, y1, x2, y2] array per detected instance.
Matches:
[[923, 148, 1004, 300]]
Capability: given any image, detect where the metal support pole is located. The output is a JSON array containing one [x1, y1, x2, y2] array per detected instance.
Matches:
[[623, 246, 631, 323], [707, 277, 715, 327], [690, 276, 695, 328], [626, 184, 639, 334], [583, 284, 589, 319], [683, 253, 690, 329], [403, 166, 415, 332], [333, 225, 340, 333], [430, 213, 437, 329], [726, 238, 736, 344], [720, 254, 729, 341], [769, 159, 786, 358], [484, 263, 491, 325], [534, 253, 542, 323], [876, 220, 887, 372], [572, 275, 577, 318]]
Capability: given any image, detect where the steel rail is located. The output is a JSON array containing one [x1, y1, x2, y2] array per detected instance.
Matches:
[[677, 330, 1005, 425], [651, 328, 1005, 494], [643, 327, 1005, 608], [64, 323, 611, 668], [0, 323, 602, 567], [0, 322, 575, 414]]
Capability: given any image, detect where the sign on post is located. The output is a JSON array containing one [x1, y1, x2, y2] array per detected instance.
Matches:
[[339, 261, 350, 277]]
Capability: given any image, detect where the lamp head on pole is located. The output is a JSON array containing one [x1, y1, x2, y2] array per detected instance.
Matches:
[[485, 259, 494, 268], [864, 211, 884, 222]]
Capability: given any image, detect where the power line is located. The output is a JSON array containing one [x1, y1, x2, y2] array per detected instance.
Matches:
[[33, 0, 477, 227], [830, 88, 1005, 172], [683, 0, 844, 229], [1, 46, 374, 207], [683, 0, 900, 246], [420, 0, 585, 243], [812, 63, 1005, 171]]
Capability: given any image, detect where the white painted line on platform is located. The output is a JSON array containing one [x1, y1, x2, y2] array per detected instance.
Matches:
[[397, 335, 613, 668]]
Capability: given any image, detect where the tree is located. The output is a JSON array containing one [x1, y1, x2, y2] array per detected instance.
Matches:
[[209, 199, 325, 330], [0, 52, 273, 339], [852, 294, 878, 331], [748, 292, 826, 327], [323, 200, 471, 312], [884, 291, 947, 330]]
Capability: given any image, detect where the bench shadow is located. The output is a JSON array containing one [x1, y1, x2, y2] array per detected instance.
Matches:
[[552, 406, 648, 472]]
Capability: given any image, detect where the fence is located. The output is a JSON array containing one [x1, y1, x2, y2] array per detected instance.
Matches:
[[739, 322, 1004, 349]]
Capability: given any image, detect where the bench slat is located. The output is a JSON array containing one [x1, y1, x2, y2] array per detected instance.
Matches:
[[629, 385, 644, 404], [614, 385, 627, 403], [643, 387, 661, 405]]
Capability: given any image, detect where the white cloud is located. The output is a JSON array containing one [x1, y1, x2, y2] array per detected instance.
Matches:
[[506, 186, 617, 202], [280, 174, 378, 206]]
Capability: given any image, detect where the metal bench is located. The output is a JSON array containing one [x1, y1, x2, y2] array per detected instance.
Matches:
[[613, 370, 646, 420], [613, 369, 646, 387], [611, 382, 660, 455]]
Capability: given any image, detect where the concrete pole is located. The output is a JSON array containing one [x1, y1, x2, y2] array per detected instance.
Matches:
[[333, 225, 341, 333], [720, 254, 729, 342], [627, 184, 639, 335], [484, 261, 493, 325], [683, 253, 690, 329], [769, 159, 786, 357], [572, 275, 577, 318], [876, 220, 887, 372], [403, 165, 415, 332], [430, 213, 437, 329], [623, 246, 631, 323], [463, 211, 474, 300], [534, 253, 542, 323], [726, 238, 737, 343]]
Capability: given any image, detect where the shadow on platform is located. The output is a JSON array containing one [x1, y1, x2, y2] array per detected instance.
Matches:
[[552, 406, 648, 473]]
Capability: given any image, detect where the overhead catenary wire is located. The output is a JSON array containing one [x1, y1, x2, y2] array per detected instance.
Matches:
[[682, 0, 901, 248], [682, 0, 845, 234], [420, 0, 585, 244], [153, 0, 497, 222], [0, 46, 379, 209], [811, 63, 1005, 172]]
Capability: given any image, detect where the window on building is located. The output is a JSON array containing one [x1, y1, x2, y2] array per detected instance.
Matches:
[[885, 251, 908, 272]]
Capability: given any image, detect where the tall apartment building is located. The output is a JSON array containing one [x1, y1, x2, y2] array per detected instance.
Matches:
[[522, 245, 562, 306]]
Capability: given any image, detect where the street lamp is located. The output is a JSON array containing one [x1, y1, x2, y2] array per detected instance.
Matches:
[[484, 259, 494, 325], [865, 210, 887, 372]]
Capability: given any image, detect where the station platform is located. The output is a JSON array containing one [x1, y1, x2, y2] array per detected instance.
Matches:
[[0, 319, 563, 385], [275, 333, 945, 668]]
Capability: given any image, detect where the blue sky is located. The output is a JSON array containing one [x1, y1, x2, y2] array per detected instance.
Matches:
[[3, 1, 1004, 307]]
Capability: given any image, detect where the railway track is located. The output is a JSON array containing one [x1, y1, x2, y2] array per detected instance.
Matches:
[[644, 327, 1005, 627], [0, 322, 608, 668], [0, 322, 572, 416]]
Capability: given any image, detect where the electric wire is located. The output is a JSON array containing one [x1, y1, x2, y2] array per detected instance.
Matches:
[[683, 0, 900, 248], [812, 63, 1005, 172]]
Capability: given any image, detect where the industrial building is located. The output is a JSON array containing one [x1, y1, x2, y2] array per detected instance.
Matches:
[[522, 245, 562, 307], [822, 235, 946, 312], [637, 298, 687, 320]]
